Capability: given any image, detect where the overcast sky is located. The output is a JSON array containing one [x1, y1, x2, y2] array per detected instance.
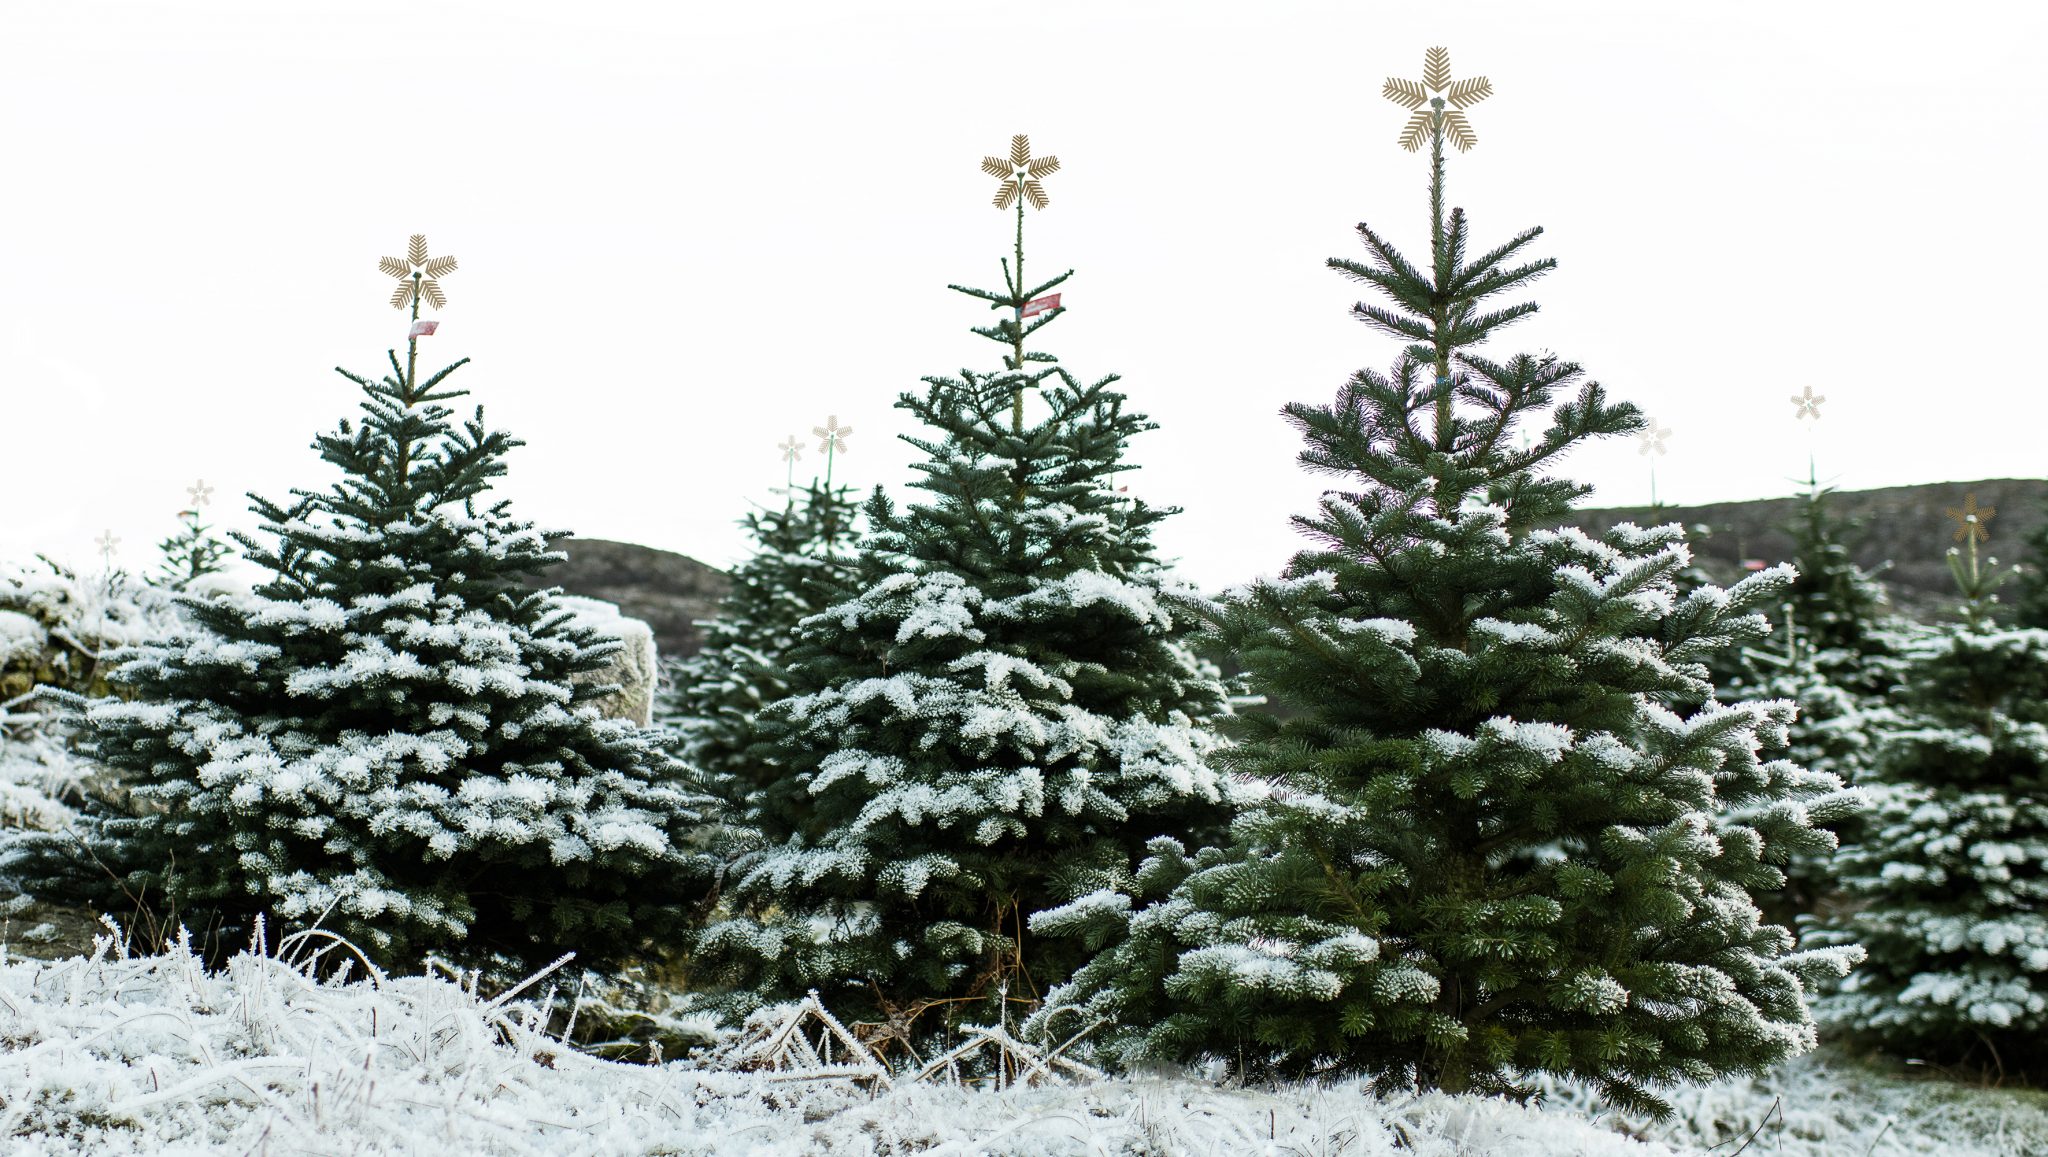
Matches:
[[3, 0, 2042, 600]]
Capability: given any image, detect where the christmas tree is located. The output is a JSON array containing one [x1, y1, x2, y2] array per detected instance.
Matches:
[[695, 137, 1232, 1035], [152, 480, 237, 592], [12, 237, 716, 973], [1027, 52, 1858, 1114], [1813, 495, 2048, 1075], [657, 471, 862, 816], [1707, 440, 1905, 926]]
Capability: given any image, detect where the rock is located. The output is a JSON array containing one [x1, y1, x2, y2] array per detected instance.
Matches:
[[554, 595, 658, 726]]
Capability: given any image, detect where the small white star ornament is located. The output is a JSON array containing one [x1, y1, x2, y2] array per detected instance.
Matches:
[[814, 416, 853, 456], [1637, 420, 1672, 457], [1791, 386, 1824, 422]]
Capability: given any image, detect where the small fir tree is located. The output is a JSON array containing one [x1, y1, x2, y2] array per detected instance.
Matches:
[[1028, 52, 1858, 1114], [1813, 497, 2048, 1074], [657, 476, 862, 814], [153, 483, 236, 592], [2008, 503, 2048, 630], [13, 239, 716, 972], [1718, 470, 1896, 703], [695, 137, 1232, 1033]]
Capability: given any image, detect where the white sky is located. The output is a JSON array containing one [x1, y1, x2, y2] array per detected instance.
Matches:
[[2, 0, 2042, 596]]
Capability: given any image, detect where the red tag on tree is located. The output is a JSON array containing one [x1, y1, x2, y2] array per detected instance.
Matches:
[[1021, 293, 1060, 318]]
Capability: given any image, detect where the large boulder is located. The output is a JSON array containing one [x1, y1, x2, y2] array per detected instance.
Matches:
[[555, 595, 658, 726]]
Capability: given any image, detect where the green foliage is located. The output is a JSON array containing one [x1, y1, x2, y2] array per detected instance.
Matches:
[[1813, 586, 2048, 1073], [1707, 484, 1908, 926], [657, 480, 862, 817], [153, 509, 235, 592], [8, 351, 717, 975], [694, 257, 1232, 1032], [1031, 125, 1858, 1114], [2014, 514, 2048, 630]]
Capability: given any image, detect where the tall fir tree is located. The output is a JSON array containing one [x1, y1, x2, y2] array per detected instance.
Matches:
[[9, 237, 716, 973], [695, 136, 1232, 1033], [1027, 52, 1858, 1114], [1813, 496, 2048, 1074], [657, 476, 862, 815]]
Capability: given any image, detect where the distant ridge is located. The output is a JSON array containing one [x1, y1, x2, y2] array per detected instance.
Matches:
[[1561, 477, 2048, 622], [532, 479, 2048, 657]]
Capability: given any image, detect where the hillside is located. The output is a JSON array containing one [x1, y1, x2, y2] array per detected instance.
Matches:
[[1562, 477, 2048, 622], [518, 535, 732, 659], [547, 479, 2048, 657]]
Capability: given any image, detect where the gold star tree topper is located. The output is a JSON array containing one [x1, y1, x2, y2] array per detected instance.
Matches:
[[1947, 493, 1995, 543], [981, 135, 1059, 211], [1383, 47, 1493, 152], [379, 234, 458, 310]]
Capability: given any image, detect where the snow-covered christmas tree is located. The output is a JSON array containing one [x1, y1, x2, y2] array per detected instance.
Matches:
[[1814, 494, 2048, 1074], [8, 237, 718, 973], [1708, 436, 1919, 925], [695, 137, 1232, 1033], [657, 472, 862, 818], [1027, 51, 1859, 1114]]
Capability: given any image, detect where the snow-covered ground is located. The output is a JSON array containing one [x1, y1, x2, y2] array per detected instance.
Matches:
[[0, 929, 2040, 1156]]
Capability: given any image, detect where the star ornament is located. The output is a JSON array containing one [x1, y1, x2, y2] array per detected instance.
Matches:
[[1946, 493, 1995, 544], [814, 416, 853, 456], [980, 135, 1059, 211], [778, 436, 802, 465], [187, 478, 214, 507], [379, 234, 458, 310], [1791, 386, 1825, 421], [1383, 46, 1493, 152], [1637, 419, 1672, 457], [95, 530, 119, 559]]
